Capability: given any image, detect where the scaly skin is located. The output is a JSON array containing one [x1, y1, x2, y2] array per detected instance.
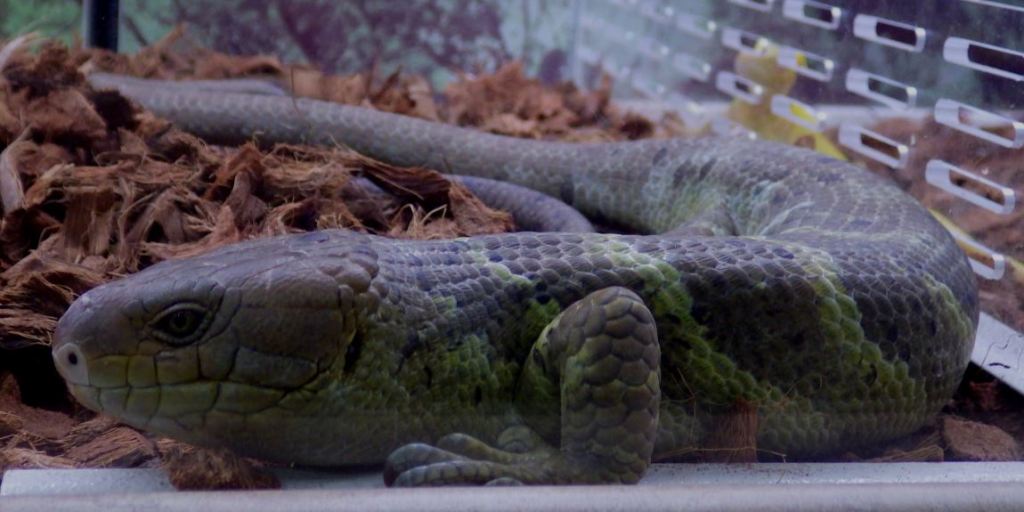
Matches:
[[52, 77, 979, 485]]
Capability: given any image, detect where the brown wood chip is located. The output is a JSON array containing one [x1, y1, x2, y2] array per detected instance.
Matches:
[[158, 441, 280, 490], [942, 415, 1023, 461], [65, 426, 157, 468]]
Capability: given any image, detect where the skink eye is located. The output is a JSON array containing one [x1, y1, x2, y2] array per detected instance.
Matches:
[[150, 303, 210, 344]]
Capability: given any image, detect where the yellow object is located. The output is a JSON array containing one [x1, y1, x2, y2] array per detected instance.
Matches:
[[727, 39, 847, 161]]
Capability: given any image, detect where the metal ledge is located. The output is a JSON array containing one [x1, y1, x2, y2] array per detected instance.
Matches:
[[6, 462, 1024, 496], [2, 481, 1024, 512], [5, 463, 1024, 511]]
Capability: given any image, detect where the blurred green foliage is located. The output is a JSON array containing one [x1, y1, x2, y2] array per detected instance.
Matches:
[[0, 0, 570, 87], [0, 0, 80, 43]]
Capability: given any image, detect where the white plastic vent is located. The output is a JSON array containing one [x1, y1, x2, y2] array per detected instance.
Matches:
[[572, 0, 1019, 282]]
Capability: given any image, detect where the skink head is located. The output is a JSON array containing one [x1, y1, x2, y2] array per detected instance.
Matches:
[[53, 230, 379, 448]]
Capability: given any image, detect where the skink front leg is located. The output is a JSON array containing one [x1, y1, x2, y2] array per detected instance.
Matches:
[[384, 286, 661, 486]]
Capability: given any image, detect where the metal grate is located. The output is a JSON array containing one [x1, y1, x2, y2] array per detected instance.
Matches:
[[569, 0, 1022, 282]]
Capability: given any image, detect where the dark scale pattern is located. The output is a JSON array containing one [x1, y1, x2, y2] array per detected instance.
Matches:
[[54, 77, 980, 482]]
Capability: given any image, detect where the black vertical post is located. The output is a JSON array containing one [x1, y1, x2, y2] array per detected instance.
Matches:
[[82, 0, 120, 51]]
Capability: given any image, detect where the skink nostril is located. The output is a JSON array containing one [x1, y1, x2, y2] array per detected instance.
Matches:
[[53, 344, 88, 385]]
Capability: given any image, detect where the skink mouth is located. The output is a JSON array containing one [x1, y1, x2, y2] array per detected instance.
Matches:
[[52, 377, 219, 436]]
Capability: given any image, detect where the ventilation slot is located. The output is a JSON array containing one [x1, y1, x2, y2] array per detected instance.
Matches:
[[729, 0, 775, 12], [925, 160, 1016, 215], [934, 99, 1024, 149], [770, 95, 826, 132], [853, 14, 926, 52], [845, 69, 917, 109], [716, 71, 764, 104], [951, 231, 1006, 281], [782, 0, 841, 30], [944, 37, 1024, 82], [722, 27, 770, 56], [838, 123, 909, 168], [777, 45, 835, 81]]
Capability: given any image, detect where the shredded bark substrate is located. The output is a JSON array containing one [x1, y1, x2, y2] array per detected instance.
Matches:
[[0, 31, 1021, 489]]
